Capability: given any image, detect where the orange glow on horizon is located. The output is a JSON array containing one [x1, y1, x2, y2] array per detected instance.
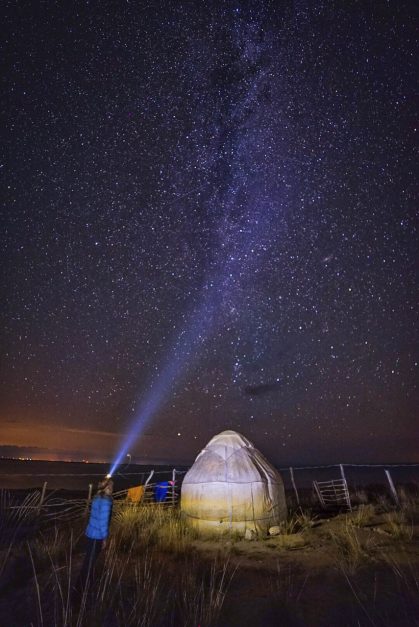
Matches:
[[0, 421, 119, 456]]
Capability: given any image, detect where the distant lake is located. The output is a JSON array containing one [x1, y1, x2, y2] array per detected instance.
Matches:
[[0, 459, 417, 493], [0, 459, 185, 492]]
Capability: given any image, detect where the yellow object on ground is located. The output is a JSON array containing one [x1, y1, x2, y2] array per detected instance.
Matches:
[[126, 485, 145, 504]]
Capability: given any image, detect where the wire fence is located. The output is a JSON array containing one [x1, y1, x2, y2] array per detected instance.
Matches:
[[1, 463, 418, 523], [0, 468, 186, 524]]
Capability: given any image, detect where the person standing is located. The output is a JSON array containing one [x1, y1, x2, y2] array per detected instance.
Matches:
[[78, 477, 113, 590]]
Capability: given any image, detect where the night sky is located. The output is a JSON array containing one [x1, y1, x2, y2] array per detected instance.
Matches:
[[1, 1, 418, 465]]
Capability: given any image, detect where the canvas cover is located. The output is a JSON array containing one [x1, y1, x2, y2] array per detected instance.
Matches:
[[181, 431, 287, 535]]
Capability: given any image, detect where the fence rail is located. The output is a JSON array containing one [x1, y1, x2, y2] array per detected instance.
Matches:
[[0, 470, 184, 524], [1, 463, 418, 523]]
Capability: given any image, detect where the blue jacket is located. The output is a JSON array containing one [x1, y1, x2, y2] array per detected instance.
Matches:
[[85, 495, 113, 540]]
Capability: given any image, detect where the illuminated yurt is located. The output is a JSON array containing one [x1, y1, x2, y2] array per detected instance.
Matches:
[[181, 430, 287, 535]]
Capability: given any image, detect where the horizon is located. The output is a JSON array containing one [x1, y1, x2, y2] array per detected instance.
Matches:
[[1, 444, 418, 470]]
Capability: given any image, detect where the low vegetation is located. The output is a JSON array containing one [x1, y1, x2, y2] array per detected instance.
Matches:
[[328, 518, 369, 574], [0, 487, 417, 626], [348, 503, 375, 527], [383, 510, 413, 542]]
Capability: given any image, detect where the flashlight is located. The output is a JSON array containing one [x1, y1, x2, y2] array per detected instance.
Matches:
[[106, 473, 112, 479]]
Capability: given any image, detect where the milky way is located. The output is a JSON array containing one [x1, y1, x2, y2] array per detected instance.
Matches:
[[2, 2, 417, 463]]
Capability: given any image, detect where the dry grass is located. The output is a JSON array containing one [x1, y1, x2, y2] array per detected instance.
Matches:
[[176, 554, 237, 627], [349, 504, 376, 528], [399, 488, 419, 517], [2, 490, 419, 626], [383, 511, 413, 542], [342, 550, 419, 627], [112, 502, 197, 554], [375, 494, 393, 512], [328, 519, 368, 574], [270, 561, 308, 605], [278, 508, 318, 535], [0, 489, 40, 581], [32, 527, 69, 568], [18, 504, 235, 626]]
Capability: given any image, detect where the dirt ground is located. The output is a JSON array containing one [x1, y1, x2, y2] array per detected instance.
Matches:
[[0, 507, 418, 626], [189, 511, 419, 626]]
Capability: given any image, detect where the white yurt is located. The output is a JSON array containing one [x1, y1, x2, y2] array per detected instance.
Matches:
[[181, 430, 287, 535]]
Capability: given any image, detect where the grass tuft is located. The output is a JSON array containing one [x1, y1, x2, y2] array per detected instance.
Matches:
[[278, 509, 318, 535], [329, 519, 367, 574], [383, 511, 413, 542], [349, 504, 375, 528]]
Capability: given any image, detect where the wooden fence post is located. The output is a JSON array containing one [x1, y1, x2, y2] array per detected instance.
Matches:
[[144, 469, 154, 487], [85, 483, 93, 515], [339, 464, 352, 511], [384, 469, 400, 506], [144, 469, 154, 502], [38, 481, 47, 515], [289, 467, 300, 507], [171, 469, 176, 508]]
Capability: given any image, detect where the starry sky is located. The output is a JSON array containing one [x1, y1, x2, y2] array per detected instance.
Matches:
[[1, 1, 418, 465]]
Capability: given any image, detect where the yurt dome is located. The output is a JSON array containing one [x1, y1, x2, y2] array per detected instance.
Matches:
[[181, 430, 287, 535]]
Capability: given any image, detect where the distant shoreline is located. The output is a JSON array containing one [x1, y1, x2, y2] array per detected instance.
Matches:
[[0, 458, 418, 492]]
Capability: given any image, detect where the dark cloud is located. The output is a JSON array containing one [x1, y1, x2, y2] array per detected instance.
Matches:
[[244, 382, 283, 397]]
